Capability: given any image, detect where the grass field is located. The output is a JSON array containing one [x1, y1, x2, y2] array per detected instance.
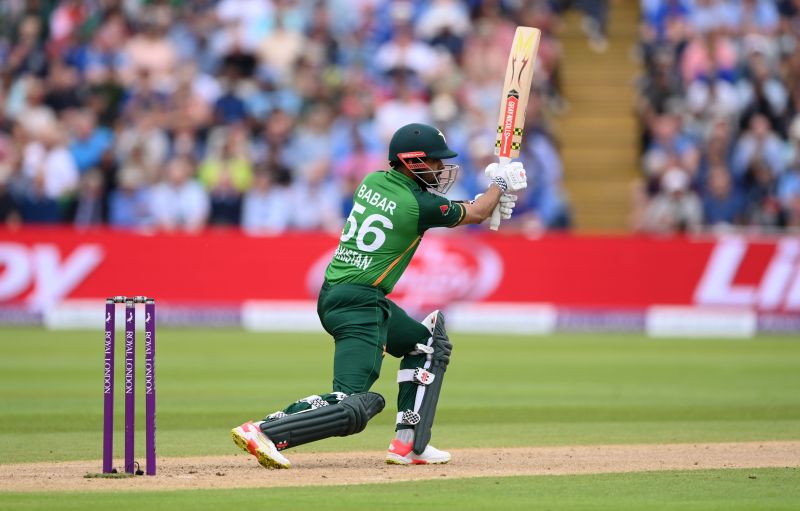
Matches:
[[3, 469, 799, 511], [1, 328, 799, 509]]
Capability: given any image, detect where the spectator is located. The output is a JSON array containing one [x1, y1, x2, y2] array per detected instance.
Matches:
[[6, 15, 47, 78], [637, 47, 683, 151], [149, 156, 210, 233], [68, 170, 106, 227], [738, 46, 788, 134], [9, 76, 57, 138], [415, 0, 471, 59], [242, 168, 291, 234], [115, 110, 169, 184], [640, 0, 691, 51], [374, 19, 439, 81], [697, 117, 735, 184], [688, 0, 738, 35], [0, 168, 21, 228], [731, 114, 785, 181], [49, 0, 87, 54], [166, 64, 216, 133], [642, 113, 700, 194], [21, 121, 80, 201], [375, 75, 431, 144], [779, 116, 800, 226], [779, 171, 800, 226], [461, 7, 515, 94], [779, 166, 800, 227], [701, 165, 744, 228], [214, 0, 272, 55], [121, 70, 172, 122], [742, 159, 785, 228], [69, 110, 114, 173], [332, 126, 386, 188], [288, 104, 335, 183], [641, 167, 703, 233], [84, 10, 129, 78], [679, 31, 737, 87], [123, 20, 179, 91], [109, 167, 151, 229], [255, 12, 306, 84], [734, 0, 781, 36], [289, 163, 342, 232], [43, 61, 84, 113], [213, 67, 248, 125], [220, 40, 258, 81], [199, 125, 253, 192], [681, 31, 740, 137], [85, 68, 126, 126], [19, 173, 62, 224], [207, 168, 242, 227]]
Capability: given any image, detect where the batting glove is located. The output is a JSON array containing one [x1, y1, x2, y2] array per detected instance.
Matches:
[[498, 193, 517, 220], [485, 161, 527, 192], [473, 193, 518, 220]]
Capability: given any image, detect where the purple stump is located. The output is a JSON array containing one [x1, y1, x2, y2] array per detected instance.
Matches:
[[103, 299, 115, 473], [124, 298, 135, 474], [144, 298, 156, 475]]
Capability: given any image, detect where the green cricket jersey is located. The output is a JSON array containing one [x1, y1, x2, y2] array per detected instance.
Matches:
[[324, 169, 466, 294]]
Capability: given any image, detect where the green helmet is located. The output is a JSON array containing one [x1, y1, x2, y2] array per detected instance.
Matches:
[[388, 123, 458, 163], [387, 123, 460, 193]]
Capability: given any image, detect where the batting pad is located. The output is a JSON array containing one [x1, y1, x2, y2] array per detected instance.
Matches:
[[412, 311, 452, 455], [259, 392, 385, 450]]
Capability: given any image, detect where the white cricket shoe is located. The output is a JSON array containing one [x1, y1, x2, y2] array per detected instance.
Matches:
[[231, 421, 291, 469], [385, 438, 451, 465]]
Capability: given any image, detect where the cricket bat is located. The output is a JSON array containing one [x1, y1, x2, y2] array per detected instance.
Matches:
[[490, 26, 541, 230]]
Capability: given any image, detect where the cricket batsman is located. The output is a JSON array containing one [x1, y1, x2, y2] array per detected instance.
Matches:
[[232, 123, 527, 468]]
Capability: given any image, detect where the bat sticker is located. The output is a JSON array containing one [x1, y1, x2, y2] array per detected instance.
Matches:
[[508, 31, 538, 87]]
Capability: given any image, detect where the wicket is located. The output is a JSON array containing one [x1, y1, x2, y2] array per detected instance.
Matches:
[[103, 295, 157, 475]]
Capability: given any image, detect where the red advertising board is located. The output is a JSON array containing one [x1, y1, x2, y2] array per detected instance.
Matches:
[[1, 228, 798, 313]]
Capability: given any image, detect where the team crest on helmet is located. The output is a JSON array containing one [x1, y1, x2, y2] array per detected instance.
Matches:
[[440, 204, 449, 215]]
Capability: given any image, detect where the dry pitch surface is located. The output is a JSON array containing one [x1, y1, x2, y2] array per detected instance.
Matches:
[[1, 441, 798, 492]]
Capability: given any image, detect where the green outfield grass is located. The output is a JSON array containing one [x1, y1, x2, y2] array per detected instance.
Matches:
[[1, 328, 799, 509], [2, 469, 799, 511]]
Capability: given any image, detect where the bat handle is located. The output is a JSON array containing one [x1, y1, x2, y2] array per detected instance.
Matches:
[[489, 204, 502, 231], [489, 157, 512, 231]]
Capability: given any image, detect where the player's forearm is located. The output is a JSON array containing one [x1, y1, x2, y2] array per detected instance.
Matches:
[[459, 184, 502, 225]]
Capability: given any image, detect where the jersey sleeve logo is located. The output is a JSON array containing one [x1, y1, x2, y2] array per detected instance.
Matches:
[[440, 204, 449, 215]]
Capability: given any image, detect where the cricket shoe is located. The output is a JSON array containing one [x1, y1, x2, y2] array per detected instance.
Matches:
[[231, 421, 291, 469], [385, 438, 451, 465]]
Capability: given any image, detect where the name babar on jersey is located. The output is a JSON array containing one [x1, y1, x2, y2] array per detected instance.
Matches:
[[356, 184, 397, 215]]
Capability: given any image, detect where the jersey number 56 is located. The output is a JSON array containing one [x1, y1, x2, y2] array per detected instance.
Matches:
[[340, 202, 394, 252]]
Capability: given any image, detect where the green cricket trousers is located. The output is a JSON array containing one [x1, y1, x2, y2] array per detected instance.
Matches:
[[276, 281, 431, 425]]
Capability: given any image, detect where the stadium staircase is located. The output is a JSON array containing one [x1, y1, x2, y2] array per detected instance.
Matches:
[[555, 1, 640, 232]]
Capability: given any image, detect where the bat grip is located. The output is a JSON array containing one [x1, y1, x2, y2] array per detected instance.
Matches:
[[489, 157, 512, 231], [489, 204, 502, 231]]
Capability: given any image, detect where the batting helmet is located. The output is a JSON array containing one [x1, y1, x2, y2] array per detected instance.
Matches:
[[388, 123, 459, 193], [388, 123, 458, 163]]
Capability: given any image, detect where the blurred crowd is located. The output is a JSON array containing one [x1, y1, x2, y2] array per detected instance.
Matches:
[[634, 0, 800, 233], [0, 0, 575, 234]]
